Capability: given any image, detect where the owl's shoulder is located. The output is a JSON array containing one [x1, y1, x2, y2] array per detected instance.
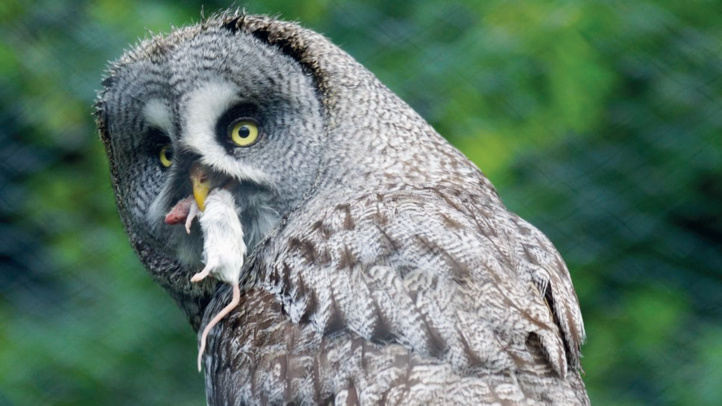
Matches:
[[256, 184, 583, 373]]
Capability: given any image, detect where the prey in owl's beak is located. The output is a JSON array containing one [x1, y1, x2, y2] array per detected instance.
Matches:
[[164, 162, 230, 232], [163, 161, 247, 372]]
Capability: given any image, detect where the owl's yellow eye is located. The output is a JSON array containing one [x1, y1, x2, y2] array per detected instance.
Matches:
[[159, 145, 173, 168], [229, 120, 259, 147]]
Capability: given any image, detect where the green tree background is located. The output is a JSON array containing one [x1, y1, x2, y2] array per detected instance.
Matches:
[[1, 1, 720, 405]]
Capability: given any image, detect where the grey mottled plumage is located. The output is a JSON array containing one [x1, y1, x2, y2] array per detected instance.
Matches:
[[96, 11, 589, 405]]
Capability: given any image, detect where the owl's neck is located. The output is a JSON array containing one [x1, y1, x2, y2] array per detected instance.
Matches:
[[239, 200, 282, 255]]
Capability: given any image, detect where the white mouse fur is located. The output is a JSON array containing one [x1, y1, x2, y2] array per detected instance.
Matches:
[[189, 189, 246, 371]]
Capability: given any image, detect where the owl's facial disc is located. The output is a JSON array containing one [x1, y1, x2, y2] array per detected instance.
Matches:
[[157, 82, 278, 263]]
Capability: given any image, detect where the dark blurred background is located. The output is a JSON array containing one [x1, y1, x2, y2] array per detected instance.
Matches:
[[1, 1, 720, 405]]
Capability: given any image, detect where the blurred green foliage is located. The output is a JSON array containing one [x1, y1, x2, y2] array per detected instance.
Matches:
[[1, 1, 719, 405]]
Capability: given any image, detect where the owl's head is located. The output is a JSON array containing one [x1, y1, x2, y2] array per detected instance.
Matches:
[[95, 14, 334, 321]]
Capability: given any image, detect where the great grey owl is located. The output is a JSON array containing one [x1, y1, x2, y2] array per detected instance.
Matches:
[[95, 11, 590, 405]]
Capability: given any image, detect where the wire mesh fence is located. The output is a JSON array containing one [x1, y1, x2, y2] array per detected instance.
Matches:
[[1, 1, 720, 405]]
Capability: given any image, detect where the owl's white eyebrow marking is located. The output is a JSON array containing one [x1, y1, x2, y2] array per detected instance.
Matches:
[[143, 99, 173, 136], [182, 81, 239, 154]]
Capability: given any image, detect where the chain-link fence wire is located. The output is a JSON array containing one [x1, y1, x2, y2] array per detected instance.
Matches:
[[1, 1, 720, 405]]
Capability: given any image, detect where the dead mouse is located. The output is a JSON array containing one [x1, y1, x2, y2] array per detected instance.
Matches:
[[166, 188, 246, 371]]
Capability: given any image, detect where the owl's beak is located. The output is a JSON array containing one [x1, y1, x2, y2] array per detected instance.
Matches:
[[190, 163, 211, 211]]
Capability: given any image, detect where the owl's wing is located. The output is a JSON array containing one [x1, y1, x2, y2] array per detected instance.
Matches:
[[202, 185, 588, 404]]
